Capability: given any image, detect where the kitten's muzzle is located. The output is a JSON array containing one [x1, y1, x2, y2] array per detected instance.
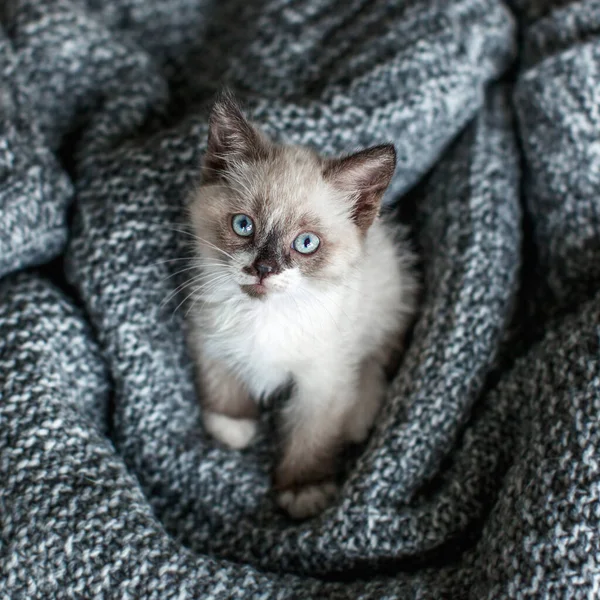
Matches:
[[245, 260, 280, 282]]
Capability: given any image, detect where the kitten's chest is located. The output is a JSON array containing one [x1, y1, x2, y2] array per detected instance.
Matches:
[[200, 299, 341, 397]]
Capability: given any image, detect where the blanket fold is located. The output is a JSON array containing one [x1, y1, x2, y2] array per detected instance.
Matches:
[[1, 0, 599, 597]]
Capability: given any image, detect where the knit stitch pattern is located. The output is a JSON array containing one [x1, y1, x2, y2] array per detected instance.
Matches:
[[1, 0, 599, 597]]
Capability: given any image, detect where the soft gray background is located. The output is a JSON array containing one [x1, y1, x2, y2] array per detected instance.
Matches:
[[1, 0, 599, 597]]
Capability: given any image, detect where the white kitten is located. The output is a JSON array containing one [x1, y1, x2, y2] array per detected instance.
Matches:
[[186, 93, 417, 519]]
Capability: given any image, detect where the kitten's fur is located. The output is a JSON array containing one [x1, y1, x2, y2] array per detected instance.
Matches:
[[187, 93, 417, 519]]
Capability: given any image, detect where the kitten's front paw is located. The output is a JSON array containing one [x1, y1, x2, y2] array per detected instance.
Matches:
[[276, 482, 338, 519], [203, 411, 257, 450]]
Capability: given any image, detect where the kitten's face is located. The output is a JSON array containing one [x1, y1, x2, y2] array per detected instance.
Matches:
[[188, 94, 395, 302], [190, 147, 362, 299]]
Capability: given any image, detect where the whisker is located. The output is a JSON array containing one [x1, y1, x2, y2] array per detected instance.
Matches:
[[154, 258, 230, 281], [178, 235, 238, 264], [161, 276, 205, 310], [176, 232, 238, 262], [161, 264, 200, 281], [161, 272, 230, 309], [185, 281, 227, 318], [170, 274, 231, 316], [136, 218, 239, 265], [183, 274, 234, 316], [138, 220, 223, 254], [153, 257, 194, 266], [172, 286, 203, 318], [161, 263, 231, 282]]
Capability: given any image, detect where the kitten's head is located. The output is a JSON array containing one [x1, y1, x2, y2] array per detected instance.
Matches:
[[189, 93, 396, 301]]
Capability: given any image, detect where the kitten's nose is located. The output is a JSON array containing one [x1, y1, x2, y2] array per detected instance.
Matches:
[[255, 261, 274, 279]]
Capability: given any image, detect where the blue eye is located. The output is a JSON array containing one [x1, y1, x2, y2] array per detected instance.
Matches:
[[293, 232, 320, 255], [232, 214, 254, 237]]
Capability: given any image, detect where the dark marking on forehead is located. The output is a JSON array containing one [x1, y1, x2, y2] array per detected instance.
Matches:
[[256, 228, 293, 269]]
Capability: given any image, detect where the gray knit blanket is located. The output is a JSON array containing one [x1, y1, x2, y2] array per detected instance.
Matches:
[[1, 0, 599, 597]]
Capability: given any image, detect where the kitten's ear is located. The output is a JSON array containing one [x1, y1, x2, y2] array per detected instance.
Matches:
[[323, 144, 396, 232], [203, 92, 270, 181]]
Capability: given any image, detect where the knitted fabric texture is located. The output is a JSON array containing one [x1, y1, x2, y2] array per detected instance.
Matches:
[[1, 0, 600, 598]]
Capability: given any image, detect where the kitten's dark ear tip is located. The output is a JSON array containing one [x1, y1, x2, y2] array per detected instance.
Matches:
[[204, 89, 269, 173], [210, 89, 244, 121], [372, 143, 397, 168], [364, 144, 397, 185]]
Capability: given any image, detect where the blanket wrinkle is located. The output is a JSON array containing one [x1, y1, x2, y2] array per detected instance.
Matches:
[[1, 0, 600, 598]]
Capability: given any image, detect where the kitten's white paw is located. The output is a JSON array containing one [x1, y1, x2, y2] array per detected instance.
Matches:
[[203, 411, 257, 450], [277, 482, 338, 519]]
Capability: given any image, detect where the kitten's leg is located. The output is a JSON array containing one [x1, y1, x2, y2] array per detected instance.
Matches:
[[343, 358, 386, 444], [199, 355, 258, 450], [274, 369, 358, 519]]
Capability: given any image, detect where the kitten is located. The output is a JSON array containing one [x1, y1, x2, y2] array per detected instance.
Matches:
[[186, 93, 417, 519]]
